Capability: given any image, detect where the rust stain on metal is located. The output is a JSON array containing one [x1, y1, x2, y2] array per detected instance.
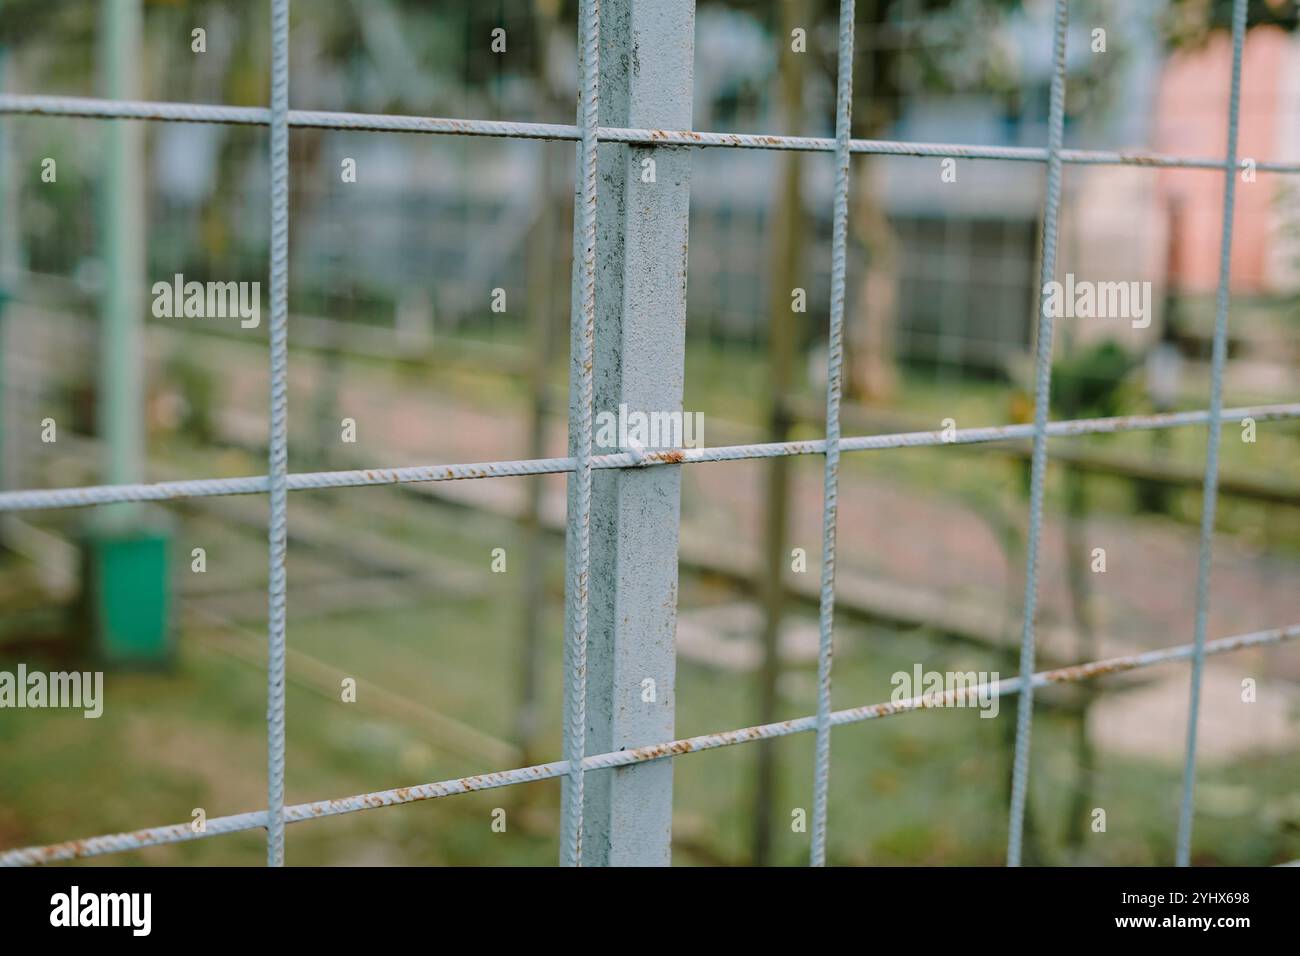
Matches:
[[1043, 658, 1126, 683], [643, 740, 693, 758], [1116, 151, 1167, 167]]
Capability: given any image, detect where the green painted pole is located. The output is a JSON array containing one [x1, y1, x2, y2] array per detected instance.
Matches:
[[0, 6, 14, 517], [98, 0, 145, 522], [0, 8, 34, 540], [87, 1, 172, 666]]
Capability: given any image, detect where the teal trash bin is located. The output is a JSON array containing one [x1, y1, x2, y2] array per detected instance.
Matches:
[[78, 519, 174, 668]]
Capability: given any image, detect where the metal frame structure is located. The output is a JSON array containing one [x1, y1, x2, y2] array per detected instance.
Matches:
[[1, 0, 1298, 867]]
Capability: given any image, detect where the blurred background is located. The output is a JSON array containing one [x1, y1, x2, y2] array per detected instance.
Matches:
[[0, 0, 1298, 866]]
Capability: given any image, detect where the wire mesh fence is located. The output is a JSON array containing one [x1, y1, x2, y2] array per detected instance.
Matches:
[[1, 0, 1298, 867]]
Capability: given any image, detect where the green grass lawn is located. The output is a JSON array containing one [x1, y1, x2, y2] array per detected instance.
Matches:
[[2, 322, 1297, 865], [2, 480, 1296, 866]]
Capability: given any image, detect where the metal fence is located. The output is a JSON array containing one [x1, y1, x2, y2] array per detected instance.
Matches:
[[2, 0, 1299, 867]]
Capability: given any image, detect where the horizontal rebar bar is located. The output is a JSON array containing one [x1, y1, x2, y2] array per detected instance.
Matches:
[[0, 403, 1295, 513], [1, 94, 1298, 172], [2, 622, 1293, 866]]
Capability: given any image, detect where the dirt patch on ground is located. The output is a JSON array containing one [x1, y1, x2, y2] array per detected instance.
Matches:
[[1090, 663, 1300, 762]]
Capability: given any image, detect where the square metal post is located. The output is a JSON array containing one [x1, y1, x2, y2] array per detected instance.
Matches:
[[98, 0, 145, 504], [565, 0, 694, 867]]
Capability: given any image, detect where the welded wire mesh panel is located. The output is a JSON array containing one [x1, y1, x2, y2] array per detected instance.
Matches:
[[0, 0, 1297, 868]]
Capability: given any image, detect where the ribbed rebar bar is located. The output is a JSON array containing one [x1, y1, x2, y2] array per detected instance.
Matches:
[[1006, 0, 1070, 868], [0, 405, 1296, 514], [2, 94, 1298, 171], [1176, 0, 1249, 869], [810, 0, 855, 868], [559, 0, 599, 870], [264, 0, 291, 867]]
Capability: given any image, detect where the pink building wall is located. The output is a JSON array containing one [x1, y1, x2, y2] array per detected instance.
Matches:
[[1154, 26, 1290, 295]]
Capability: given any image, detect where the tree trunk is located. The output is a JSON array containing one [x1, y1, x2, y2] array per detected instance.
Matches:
[[847, 156, 899, 404], [752, 0, 807, 867]]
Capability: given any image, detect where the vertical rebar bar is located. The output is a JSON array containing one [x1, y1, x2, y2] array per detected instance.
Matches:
[[810, 0, 855, 867], [559, 0, 599, 868], [1176, 0, 1248, 869], [265, 0, 291, 867], [1006, 0, 1069, 868]]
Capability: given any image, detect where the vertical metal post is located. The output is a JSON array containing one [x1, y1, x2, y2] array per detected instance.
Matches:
[[1177, 0, 1248, 868], [98, 0, 145, 515], [569, 0, 694, 867]]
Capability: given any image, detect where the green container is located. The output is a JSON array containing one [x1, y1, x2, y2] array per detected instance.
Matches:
[[78, 524, 174, 667]]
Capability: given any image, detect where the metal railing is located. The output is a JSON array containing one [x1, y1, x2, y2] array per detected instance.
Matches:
[[1, 0, 1298, 867]]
